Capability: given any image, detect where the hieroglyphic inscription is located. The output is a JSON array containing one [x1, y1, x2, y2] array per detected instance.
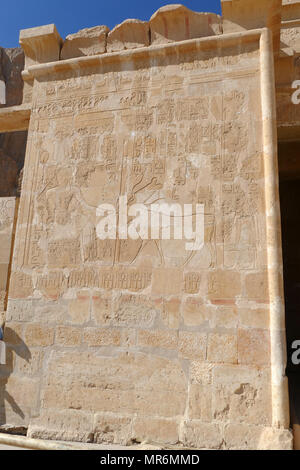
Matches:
[[15, 48, 264, 304]]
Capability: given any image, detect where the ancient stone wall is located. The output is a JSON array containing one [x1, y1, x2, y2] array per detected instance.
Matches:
[[0, 2, 296, 451], [1, 14, 291, 448]]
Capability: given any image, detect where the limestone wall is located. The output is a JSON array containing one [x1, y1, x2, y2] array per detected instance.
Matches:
[[1, 16, 291, 448], [0, 2, 295, 451]]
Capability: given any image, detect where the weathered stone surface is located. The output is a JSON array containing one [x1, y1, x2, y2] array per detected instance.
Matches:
[[20, 24, 62, 104], [83, 328, 121, 347], [3, 321, 23, 345], [224, 424, 293, 450], [107, 19, 149, 53], [180, 421, 223, 449], [188, 384, 212, 421], [150, 4, 222, 45], [0, 198, 16, 311], [34, 351, 187, 442], [208, 271, 242, 303], [0, 6, 294, 450], [61, 26, 109, 60], [93, 414, 132, 445], [244, 272, 269, 303], [68, 291, 91, 325], [138, 329, 178, 350], [56, 326, 82, 347], [238, 329, 271, 366], [24, 324, 55, 347], [178, 332, 207, 361], [20, 24, 62, 68], [28, 410, 94, 443], [221, 0, 282, 52], [4, 375, 40, 425], [207, 333, 238, 364], [212, 365, 272, 426], [133, 417, 179, 445]]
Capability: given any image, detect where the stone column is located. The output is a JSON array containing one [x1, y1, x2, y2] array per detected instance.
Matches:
[[260, 27, 290, 429]]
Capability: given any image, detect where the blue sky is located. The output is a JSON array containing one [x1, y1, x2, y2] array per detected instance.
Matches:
[[0, 1, 222, 48]]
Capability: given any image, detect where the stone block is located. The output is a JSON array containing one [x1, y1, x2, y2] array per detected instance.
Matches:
[[208, 271, 241, 303], [138, 329, 178, 350], [190, 362, 214, 385], [107, 19, 149, 53], [178, 332, 207, 361], [239, 307, 270, 329], [152, 268, 182, 296], [8, 272, 33, 299], [133, 417, 179, 445], [28, 409, 94, 443], [6, 300, 35, 323], [94, 414, 132, 445], [20, 24, 63, 69], [91, 292, 112, 325], [182, 297, 208, 327], [150, 5, 222, 45], [180, 421, 223, 449], [188, 384, 212, 421], [3, 322, 23, 345], [238, 328, 271, 366], [212, 365, 272, 426], [56, 326, 82, 347], [224, 424, 293, 450], [244, 272, 269, 303], [161, 298, 181, 330], [5, 375, 40, 416], [24, 324, 55, 347], [15, 349, 44, 376], [83, 328, 121, 347], [207, 333, 238, 364], [61, 26, 109, 59], [68, 290, 90, 324]]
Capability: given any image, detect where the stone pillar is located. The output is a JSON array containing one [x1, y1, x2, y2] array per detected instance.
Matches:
[[260, 27, 290, 430]]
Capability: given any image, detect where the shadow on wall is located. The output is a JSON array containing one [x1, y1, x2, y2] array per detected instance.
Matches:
[[0, 328, 31, 425], [0, 131, 27, 198]]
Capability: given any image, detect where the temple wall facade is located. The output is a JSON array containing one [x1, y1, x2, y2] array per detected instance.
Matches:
[[0, 1, 299, 450]]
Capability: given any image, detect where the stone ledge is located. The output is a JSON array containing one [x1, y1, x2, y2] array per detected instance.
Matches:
[[26, 28, 264, 80], [0, 104, 31, 133]]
